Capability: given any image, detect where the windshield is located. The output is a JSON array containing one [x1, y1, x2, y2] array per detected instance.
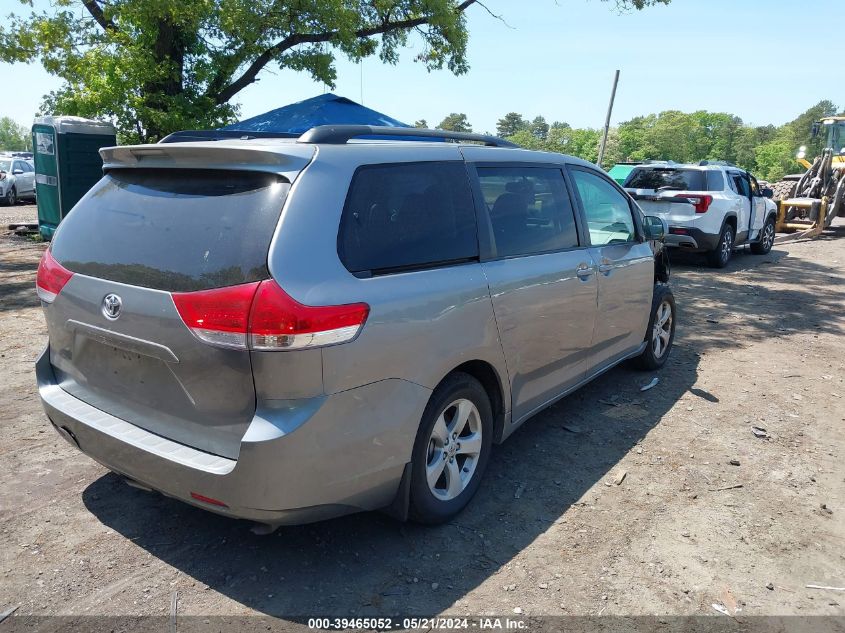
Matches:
[[0, 160, 11, 173], [826, 122, 845, 154], [624, 167, 706, 191]]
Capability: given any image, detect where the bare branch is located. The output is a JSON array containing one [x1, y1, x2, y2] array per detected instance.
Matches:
[[212, 0, 477, 105], [476, 1, 513, 28]]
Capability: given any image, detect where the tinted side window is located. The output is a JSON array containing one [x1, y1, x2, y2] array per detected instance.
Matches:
[[706, 170, 724, 191], [729, 172, 750, 197], [338, 162, 478, 274], [475, 166, 578, 258], [570, 169, 636, 245]]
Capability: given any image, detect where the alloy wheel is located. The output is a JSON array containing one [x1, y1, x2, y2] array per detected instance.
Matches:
[[720, 230, 733, 264], [762, 222, 775, 251], [651, 300, 673, 359], [425, 398, 483, 501]]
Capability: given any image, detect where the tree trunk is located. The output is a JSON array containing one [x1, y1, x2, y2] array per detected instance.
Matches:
[[141, 17, 187, 140]]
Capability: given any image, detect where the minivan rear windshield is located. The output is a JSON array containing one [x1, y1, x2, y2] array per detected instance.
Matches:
[[50, 169, 290, 292], [624, 168, 707, 191]]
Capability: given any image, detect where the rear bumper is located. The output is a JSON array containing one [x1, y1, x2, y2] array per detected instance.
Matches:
[[665, 227, 719, 252], [36, 346, 430, 525]]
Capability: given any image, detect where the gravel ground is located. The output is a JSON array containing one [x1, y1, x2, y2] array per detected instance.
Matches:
[[0, 202, 37, 228], [0, 222, 843, 629]]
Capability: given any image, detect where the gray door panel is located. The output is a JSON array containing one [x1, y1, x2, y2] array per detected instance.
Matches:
[[482, 250, 598, 422], [588, 242, 654, 370]]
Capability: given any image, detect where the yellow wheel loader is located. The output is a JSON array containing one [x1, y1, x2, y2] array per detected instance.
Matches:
[[771, 117, 845, 238]]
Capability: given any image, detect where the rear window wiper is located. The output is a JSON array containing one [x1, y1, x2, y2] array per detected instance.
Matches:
[[656, 185, 685, 192]]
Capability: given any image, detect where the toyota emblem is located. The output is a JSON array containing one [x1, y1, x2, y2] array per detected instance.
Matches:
[[102, 293, 122, 320]]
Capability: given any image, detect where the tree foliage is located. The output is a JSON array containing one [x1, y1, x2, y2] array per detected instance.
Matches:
[[490, 101, 841, 180], [0, 117, 31, 151], [437, 112, 472, 132], [496, 112, 528, 137], [0, 0, 673, 143], [1, 0, 486, 142]]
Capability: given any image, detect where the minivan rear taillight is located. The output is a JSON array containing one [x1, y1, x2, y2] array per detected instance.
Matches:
[[36, 249, 74, 303], [172, 280, 369, 351], [674, 193, 713, 213]]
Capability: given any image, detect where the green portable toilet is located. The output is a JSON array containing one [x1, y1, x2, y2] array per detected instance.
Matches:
[[32, 116, 117, 240], [607, 162, 641, 186]]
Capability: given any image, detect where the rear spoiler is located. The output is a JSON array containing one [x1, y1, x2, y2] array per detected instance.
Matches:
[[99, 143, 314, 179]]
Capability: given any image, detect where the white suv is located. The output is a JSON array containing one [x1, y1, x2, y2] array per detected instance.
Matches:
[[0, 155, 36, 206], [623, 162, 778, 267]]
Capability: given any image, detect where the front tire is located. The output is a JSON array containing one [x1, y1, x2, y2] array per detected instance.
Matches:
[[750, 216, 776, 255], [409, 372, 493, 524], [2, 187, 15, 207], [635, 285, 676, 370], [706, 224, 734, 268]]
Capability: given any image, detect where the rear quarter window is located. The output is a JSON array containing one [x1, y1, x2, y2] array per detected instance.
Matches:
[[338, 162, 478, 275], [706, 170, 725, 191]]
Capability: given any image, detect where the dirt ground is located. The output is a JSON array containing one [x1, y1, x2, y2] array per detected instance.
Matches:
[[1, 206, 843, 628]]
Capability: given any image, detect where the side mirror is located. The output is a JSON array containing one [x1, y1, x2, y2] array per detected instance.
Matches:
[[761, 187, 774, 199], [643, 215, 665, 241], [12, 169, 23, 175]]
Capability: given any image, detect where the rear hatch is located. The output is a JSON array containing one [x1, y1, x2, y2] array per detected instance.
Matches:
[[624, 166, 717, 220], [41, 143, 312, 459]]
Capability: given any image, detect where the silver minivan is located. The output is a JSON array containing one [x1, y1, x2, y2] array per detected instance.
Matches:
[[35, 126, 675, 527]]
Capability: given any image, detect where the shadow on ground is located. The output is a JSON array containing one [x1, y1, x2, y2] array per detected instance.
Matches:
[[83, 356, 699, 618], [80, 229, 845, 619], [0, 240, 42, 312]]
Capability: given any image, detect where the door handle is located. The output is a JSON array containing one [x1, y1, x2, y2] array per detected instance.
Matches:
[[576, 264, 594, 280], [598, 258, 613, 275]]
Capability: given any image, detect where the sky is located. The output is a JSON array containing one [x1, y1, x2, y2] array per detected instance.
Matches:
[[1, 0, 843, 133]]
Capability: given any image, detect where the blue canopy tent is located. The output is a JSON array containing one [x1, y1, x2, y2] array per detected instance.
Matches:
[[159, 93, 412, 143], [221, 93, 410, 134]]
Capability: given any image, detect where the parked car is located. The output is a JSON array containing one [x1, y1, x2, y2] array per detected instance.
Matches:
[[35, 125, 675, 528], [0, 155, 36, 206], [623, 161, 778, 267]]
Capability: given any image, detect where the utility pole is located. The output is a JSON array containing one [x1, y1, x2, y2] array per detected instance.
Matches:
[[597, 69, 620, 168]]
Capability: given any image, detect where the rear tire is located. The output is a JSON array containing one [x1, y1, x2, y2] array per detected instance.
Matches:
[[706, 224, 734, 268], [750, 216, 776, 255], [770, 179, 797, 201], [409, 372, 493, 524], [635, 285, 676, 371]]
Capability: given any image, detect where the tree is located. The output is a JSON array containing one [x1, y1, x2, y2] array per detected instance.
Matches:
[[496, 112, 528, 138], [754, 139, 796, 181], [0, 1, 483, 142], [0, 118, 31, 151], [530, 116, 549, 140], [413, 119, 428, 128], [438, 113, 472, 132]]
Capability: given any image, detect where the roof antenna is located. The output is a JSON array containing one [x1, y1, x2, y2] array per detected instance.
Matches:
[[359, 59, 364, 105]]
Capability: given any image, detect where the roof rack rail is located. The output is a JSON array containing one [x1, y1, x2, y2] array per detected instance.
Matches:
[[698, 159, 738, 167], [297, 125, 519, 148], [159, 129, 299, 144]]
